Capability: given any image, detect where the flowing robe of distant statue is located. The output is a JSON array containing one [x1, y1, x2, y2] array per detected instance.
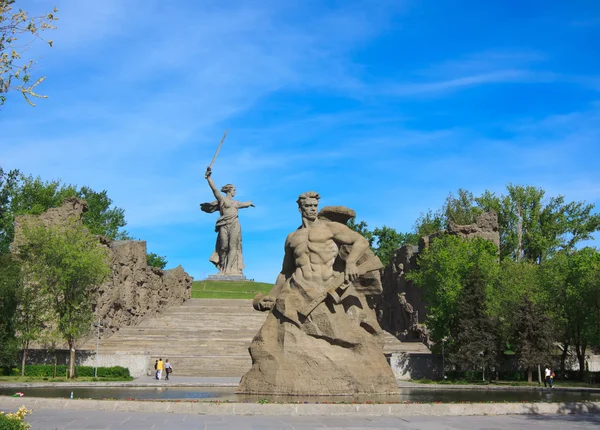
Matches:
[[238, 192, 398, 396], [200, 168, 254, 276]]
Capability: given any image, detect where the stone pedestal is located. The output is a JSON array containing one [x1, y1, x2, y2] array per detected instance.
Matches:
[[206, 274, 248, 282]]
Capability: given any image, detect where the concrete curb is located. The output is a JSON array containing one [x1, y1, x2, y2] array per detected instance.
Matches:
[[1, 397, 599, 417], [398, 384, 600, 392], [0, 382, 238, 389], [2, 382, 599, 395]]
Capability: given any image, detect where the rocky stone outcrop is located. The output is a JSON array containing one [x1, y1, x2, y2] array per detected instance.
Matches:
[[11, 198, 192, 340], [11, 197, 88, 247], [378, 211, 499, 344], [94, 239, 192, 338]]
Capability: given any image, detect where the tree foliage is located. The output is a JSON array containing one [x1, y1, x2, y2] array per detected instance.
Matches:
[[0, 170, 131, 253], [448, 265, 498, 373], [513, 295, 553, 382], [488, 260, 541, 351], [476, 185, 600, 263], [0, 253, 20, 368], [410, 208, 444, 243], [14, 272, 51, 375], [16, 218, 110, 378], [347, 218, 374, 247], [371, 225, 410, 267], [146, 252, 167, 269], [541, 249, 600, 376], [406, 235, 499, 341], [347, 218, 409, 266], [0, 0, 58, 106], [77, 186, 131, 240], [444, 188, 483, 225]]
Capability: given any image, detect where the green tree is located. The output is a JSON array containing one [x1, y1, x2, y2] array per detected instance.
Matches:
[[347, 217, 374, 247], [146, 252, 167, 269], [78, 186, 130, 240], [542, 249, 600, 378], [408, 209, 445, 245], [0, 172, 131, 253], [0, 172, 77, 252], [476, 185, 600, 263], [17, 218, 110, 378], [0, 253, 20, 369], [513, 295, 553, 382], [14, 278, 50, 376], [1, 0, 58, 106], [448, 265, 499, 375], [347, 218, 409, 266], [0, 167, 19, 250], [488, 260, 541, 354], [444, 188, 483, 225], [407, 235, 498, 341], [371, 226, 410, 267]]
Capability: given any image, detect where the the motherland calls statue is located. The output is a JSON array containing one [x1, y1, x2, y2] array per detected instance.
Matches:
[[238, 192, 398, 395], [200, 167, 254, 277]]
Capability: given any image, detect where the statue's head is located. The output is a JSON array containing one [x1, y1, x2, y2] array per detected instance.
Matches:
[[221, 184, 236, 197], [297, 191, 320, 221]]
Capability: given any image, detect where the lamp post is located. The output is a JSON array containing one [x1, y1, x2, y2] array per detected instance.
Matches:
[[93, 321, 104, 378]]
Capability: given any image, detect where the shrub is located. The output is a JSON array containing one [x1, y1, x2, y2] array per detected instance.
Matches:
[[16, 365, 130, 379], [0, 406, 31, 430]]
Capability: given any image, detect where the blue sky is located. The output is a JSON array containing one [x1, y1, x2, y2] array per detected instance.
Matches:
[[2, 0, 600, 282]]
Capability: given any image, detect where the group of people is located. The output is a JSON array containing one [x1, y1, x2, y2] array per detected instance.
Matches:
[[153, 358, 173, 380], [544, 366, 556, 388]]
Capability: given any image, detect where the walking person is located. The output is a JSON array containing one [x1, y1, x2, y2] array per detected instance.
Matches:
[[544, 366, 552, 388], [165, 359, 173, 381], [154, 360, 159, 380], [157, 358, 164, 380]]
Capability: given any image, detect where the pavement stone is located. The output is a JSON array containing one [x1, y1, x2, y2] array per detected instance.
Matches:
[[7, 409, 600, 429]]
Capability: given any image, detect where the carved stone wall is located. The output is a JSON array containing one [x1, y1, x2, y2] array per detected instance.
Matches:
[[379, 211, 500, 343], [11, 198, 192, 341], [94, 239, 192, 338]]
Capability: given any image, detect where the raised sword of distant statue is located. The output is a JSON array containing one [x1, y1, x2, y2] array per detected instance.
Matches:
[[206, 130, 228, 175]]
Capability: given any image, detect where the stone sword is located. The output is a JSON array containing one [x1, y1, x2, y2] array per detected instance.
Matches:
[[206, 130, 228, 173]]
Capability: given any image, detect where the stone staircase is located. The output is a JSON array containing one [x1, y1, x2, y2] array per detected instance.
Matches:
[[82, 298, 429, 377]]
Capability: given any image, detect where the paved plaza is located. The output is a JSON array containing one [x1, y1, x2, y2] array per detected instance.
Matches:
[[16, 408, 600, 429]]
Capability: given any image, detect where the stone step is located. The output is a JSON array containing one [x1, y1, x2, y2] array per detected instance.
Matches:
[[84, 298, 429, 377]]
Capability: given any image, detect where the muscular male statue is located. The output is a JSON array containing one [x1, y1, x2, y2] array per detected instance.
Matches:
[[238, 192, 398, 396]]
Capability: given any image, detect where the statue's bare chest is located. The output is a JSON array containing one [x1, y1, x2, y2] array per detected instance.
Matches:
[[289, 224, 336, 257]]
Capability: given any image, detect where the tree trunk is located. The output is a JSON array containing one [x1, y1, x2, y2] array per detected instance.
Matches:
[[53, 354, 57, 378], [69, 341, 76, 380], [527, 367, 532, 383], [576, 343, 587, 381], [537, 365, 542, 384], [560, 340, 569, 379], [20, 347, 28, 377], [516, 207, 523, 261]]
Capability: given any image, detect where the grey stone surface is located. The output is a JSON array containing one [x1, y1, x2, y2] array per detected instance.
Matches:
[[239, 193, 397, 396], [201, 167, 254, 277], [2, 401, 600, 429]]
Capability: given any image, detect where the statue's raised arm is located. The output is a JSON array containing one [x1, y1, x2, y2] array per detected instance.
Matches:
[[205, 167, 223, 202]]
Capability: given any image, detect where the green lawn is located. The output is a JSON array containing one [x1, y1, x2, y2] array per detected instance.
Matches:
[[192, 280, 273, 299]]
